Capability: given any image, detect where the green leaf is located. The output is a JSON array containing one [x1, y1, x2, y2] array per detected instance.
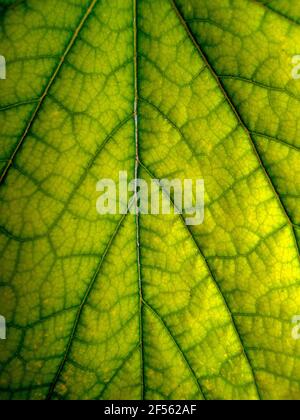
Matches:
[[0, 0, 300, 401]]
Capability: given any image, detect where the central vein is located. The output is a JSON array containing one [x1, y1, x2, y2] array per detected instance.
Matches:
[[133, 0, 145, 400]]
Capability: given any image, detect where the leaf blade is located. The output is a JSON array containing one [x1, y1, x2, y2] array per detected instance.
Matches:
[[0, 0, 300, 401]]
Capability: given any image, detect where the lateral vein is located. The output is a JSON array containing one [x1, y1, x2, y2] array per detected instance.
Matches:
[[170, 0, 300, 262], [46, 212, 128, 400], [0, 0, 98, 185]]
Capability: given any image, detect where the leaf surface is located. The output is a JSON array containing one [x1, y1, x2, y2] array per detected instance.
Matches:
[[0, 0, 300, 400]]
